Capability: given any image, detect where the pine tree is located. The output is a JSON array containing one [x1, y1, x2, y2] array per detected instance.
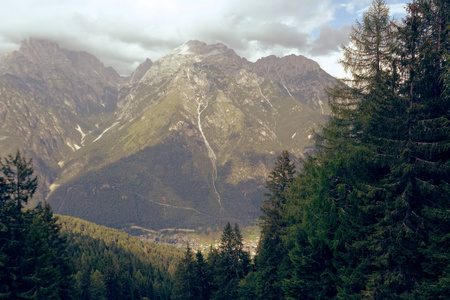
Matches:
[[211, 223, 250, 300], [0, 151, 38, 299], [74, 254, 91, 300], [88, 270, 107, 300], [328, 0, 449, 297], [19, 204, 74, 300], [341, 0, 395, 87], [0, 150, 37, 208], [254, 151, 295, 299], [172, 244, 195, 300], [0, 152, 74, 299], [238, 271, 258, 300], [283, 0, 449, 298], [337, 0, 449, 297], [193, 250, 210, 300], [206, 246, 220, 296], [326, 1, 401, 297], [377, 0, 450, 297], [282, 153, 345, 299]]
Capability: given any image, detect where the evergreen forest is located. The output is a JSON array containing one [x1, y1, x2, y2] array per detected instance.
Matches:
[[249, 0, 449, 298], [1, 0, 449, 299], [174, 0, 450, 299], [0, 151, 182, 299]]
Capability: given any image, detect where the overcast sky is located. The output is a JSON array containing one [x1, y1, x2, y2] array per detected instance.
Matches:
[[0, 0, 409, 78]]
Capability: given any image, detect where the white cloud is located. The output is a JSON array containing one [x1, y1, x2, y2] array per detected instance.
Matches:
[[0, 0, 408, 76], [389, 3, 409, 15], [313, 50, 348, 79], [342, 0, 372, 14]]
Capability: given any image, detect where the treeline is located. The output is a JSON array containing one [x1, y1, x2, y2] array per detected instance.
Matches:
[[0, 151, 182, 299], [174, 0, 449, 299]]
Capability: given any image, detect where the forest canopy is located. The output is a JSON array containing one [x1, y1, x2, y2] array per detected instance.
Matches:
[[244, 0, 450, 299]]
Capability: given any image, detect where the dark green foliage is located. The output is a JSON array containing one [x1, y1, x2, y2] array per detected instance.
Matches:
[[0, 150, 37, 208], [20, 204, 74, 300], [264, 150, 296, 202], [0, 151, 183, 299], [88, 270, 107, 300], [254, 150, 295, 299], [238, 271, 258, 300], [172, 246, 210, 300], [395, 1, 450, 298], [173, 223, 251, 300], [252, 1, 449, 299], [211, 223, 251, 300], [0, 151, 73, 299], [282, 153, 345, 299], [58, 215, 182, 300], [172, 244, 196, 300], [337, 0, 450, 297], [193, 250, 210, 300]]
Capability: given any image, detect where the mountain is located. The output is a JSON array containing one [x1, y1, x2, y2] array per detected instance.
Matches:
[[0, 38, 123, 201], [0, 38, 339, 231]]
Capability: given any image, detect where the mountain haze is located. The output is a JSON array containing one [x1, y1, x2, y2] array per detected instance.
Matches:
[[0, 38, 339, 230]]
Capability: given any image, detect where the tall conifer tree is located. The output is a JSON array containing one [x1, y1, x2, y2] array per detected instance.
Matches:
[[0, 151, 38, 299], [211, 223, 250, 300], [284, 0, 449, 298], [0, 152, 74, 299], [193, 250, 210, 300], [255, 150, 295, 299], [172, 244, 195, 300]]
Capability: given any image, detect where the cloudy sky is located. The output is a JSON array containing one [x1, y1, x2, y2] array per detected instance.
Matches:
[[1, 0, 409, 78]]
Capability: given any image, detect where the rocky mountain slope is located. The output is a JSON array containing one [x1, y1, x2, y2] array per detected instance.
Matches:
[[0, 38, 338, 230]]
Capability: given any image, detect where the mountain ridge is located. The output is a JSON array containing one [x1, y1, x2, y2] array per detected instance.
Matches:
[[0, 37, 338, 230]]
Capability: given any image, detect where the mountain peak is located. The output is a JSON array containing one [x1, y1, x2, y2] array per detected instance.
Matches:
[[0, 38, 122, 83], [166, 40, 241, 61], [139, 40, 244, 83], [130, 58, 153, 83], [0, 38, 69, 76], [254, 54, 320, 72], [18, 37, 68, 62], [183, 40, 208, 50]]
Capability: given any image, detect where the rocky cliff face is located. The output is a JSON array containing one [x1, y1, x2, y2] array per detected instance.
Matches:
[[0, 38, 124, 200], [0, 38, 338, 230], [250, 54, 330, 113]]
